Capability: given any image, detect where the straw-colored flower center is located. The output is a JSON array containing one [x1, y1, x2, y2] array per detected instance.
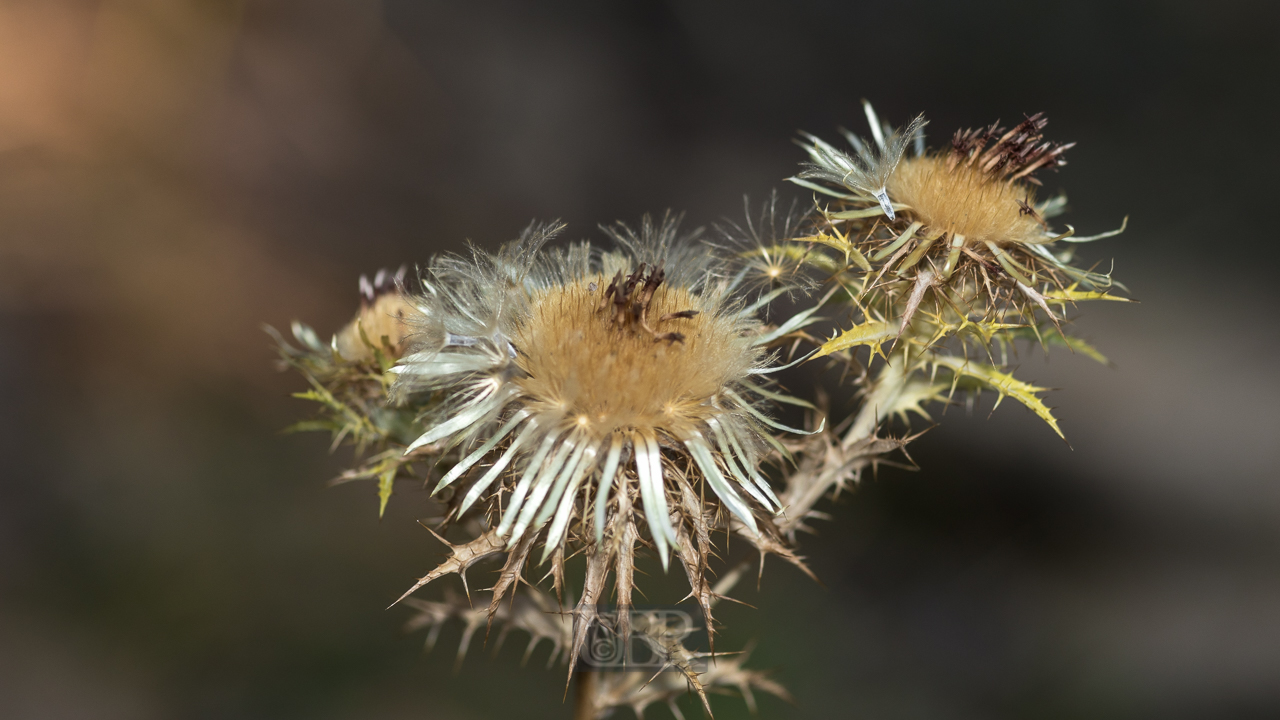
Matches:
[[889, 156, 1044, 245], [335, 293, 415, 362], [512, 278, 753, 434]]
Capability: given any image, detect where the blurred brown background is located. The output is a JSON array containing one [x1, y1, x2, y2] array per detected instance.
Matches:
[[1, 1, 1277, 718]]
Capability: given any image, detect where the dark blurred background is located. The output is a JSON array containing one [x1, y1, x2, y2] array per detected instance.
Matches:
[[1, 1, 1277, 718]]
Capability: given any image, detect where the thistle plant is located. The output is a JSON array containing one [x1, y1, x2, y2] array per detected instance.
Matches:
[[270, 102, 1127, 718]]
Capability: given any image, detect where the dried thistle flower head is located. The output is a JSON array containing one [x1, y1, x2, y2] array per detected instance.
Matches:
[[268, 266, 432, 517], [786, 103, 1130, 446], [385, 213, 823, 695], [334, 266, 414, 362], [391, 215, 811, 566], [795, 102, 1124, 301]]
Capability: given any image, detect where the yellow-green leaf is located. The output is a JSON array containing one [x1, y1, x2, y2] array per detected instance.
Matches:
[[999, 327, 1111, 366], [885, 379, 949, 424], [930, 355, 1064, 439], [922, 317, 1025, 348], [377, 464, 397, 518], [1042, 284, 1132, 305], [790, 233, 871, 271], [813, 320, 897, 358], [1059, 335, 1110, 365]]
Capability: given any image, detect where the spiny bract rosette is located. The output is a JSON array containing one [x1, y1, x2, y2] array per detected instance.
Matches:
[[787, 101, 1130, 447], [386, 214, 827, 684], [402, 564, 790, 719]]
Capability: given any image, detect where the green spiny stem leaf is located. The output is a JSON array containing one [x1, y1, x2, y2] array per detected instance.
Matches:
[[813, 320, 897, 359], [998, 327, 1111, 365], [1055, 335, 1109, 365], [377, 464, 397, 518], [1042, 285, 1132, 305], [929, 354, 1064, 439], [916, 314, 1026, 350], [887, 379, 950, 424], [789, 232, 871, 271]]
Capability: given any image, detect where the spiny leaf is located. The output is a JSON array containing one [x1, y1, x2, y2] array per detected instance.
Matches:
[[390, 528, 507, 608], [1055, 335, 1109, 365], [1042, 284, 1132, 305], [486, 532, 536, 633], [885, 379, 949, 424], [1000, 327, 1111, 366], [377, 464, 397, 518], [929, 355, 1064, 439], [917, 314, 1026, 349], [565, 549, 610, 684], [290, 388, 332, 404], [737, 521, 817, 585], [790, 231, 871, 271], [813, 320, 897, 358], [329, 449, 400, 486], [292, 384, 363, 428]]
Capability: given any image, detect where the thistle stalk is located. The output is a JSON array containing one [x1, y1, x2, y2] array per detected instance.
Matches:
[[573, 670, 598, 720], [845, 350, 914, 447]]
